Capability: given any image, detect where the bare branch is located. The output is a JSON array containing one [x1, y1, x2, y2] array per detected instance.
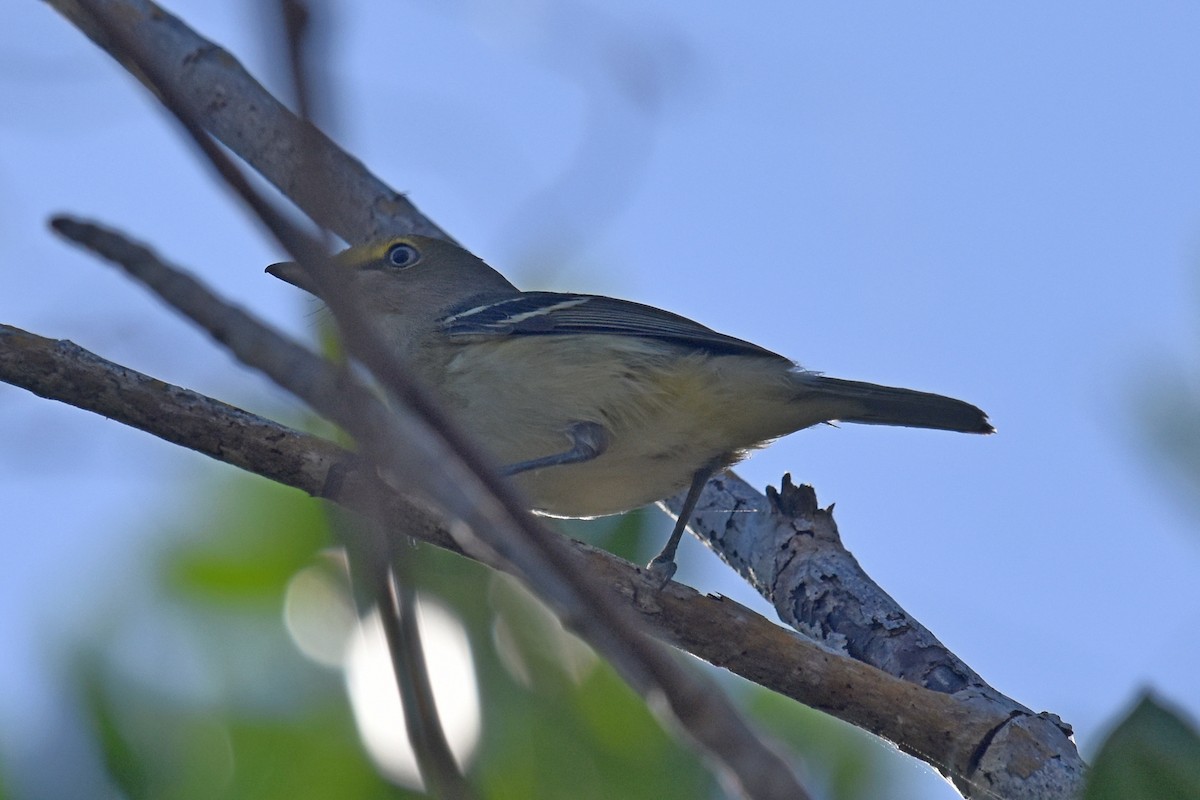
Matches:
[[388, 576, 475, 800], [0, 322, 1086, 798], [47, 3, 814, 793], [45, 0, 446, 244], [267, 1, 464, 791], [665, 478, 1084, 798], [30, 1, 1090, 797], [44, 219, 811, 800]]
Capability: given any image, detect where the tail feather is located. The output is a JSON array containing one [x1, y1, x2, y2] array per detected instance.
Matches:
[[794, 374, 993, 434]]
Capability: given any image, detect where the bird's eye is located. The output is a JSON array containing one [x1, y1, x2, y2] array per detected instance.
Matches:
[[387, 242, 421, 269]]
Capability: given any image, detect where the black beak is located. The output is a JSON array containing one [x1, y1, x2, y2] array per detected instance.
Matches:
[[265, 261, 317, 295]]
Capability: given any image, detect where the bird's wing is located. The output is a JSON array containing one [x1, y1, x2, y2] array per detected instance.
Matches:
[[440, 292, 787, 359]]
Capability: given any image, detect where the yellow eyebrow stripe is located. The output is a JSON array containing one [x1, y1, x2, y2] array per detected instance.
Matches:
[[333, 238, 410, 270]]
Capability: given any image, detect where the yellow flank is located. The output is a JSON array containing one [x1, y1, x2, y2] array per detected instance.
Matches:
[[438, 333, 803, 517]]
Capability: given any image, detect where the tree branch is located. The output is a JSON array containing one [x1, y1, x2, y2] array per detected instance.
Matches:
[[41, 215, 811, 800], [46, 0, 446, 245], [30, 0, 1089, 797], [666, 478, 1082, 797], [0, 322, 1084, 798], [46, 0, 814, 792]]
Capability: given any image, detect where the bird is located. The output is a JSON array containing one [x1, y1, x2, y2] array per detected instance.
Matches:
[[267, 235, 992, 584]]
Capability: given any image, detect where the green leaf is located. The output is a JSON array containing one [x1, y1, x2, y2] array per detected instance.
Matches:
[[1085, 692, 1200, 800], [166, 476, 330, 602], [78, 657, 149, 799], [744, 684, 891, 800]]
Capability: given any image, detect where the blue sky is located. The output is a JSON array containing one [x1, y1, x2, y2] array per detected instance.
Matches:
[[3, 2, 1200, 797]]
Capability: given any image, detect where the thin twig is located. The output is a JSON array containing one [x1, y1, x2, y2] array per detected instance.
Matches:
[[268, 1, 465, 792], [46, 0, 447, 243], [338, 505, 476, 800], [387, 575, 474, 800], [277, 0, 314, 123], [45, 219, 811, 800], [34, 1, 1089, 796], [55, 1, 813, 794], [0, 322, 1085, 797]]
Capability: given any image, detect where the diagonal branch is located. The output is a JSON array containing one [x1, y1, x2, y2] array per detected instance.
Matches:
[[32, 1, 1089, 797], [52, 0, 813, 790], [46, 1, 815, 793], [0, 323, 1084, 799], [270, 1, 467, 791], [46, 0, 445, 245], [45, 218, 811, 800]]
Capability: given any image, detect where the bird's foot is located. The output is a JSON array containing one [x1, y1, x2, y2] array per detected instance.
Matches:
[[644, 554, 678, 589]]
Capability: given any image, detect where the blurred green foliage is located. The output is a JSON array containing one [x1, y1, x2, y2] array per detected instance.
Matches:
[[56, 465, 903, 799], [75, 476, 403, 800], [1085, 693, 1200, 800]]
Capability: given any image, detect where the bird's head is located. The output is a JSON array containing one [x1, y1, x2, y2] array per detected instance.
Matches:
[[266, 234, 517, 320]]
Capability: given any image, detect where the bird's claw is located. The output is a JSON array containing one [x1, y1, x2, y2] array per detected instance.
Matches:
[[645, 555, 677, 589]]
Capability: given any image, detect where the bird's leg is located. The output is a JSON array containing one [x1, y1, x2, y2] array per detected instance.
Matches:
[[646, 463, 719, 587], [500, 421, 609, 476]]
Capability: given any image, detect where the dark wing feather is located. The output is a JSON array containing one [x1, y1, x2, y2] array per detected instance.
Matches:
[[440, 292, 787, 360]]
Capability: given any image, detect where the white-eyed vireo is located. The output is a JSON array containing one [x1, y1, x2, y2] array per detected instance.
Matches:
[[268, 235, 992, 583]]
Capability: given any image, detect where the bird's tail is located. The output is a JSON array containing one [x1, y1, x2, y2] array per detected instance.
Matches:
[[792, 374, 993, 434]]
